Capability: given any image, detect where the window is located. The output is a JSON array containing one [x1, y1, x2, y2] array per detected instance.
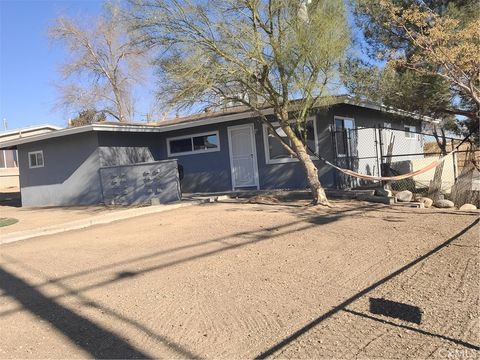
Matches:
[[28, 150, 44, 168], [167, 131, 220, 156], [0, 150, 18, 169], [263, 119, 318, 164], [334, 116, 355, 157], [384, 122, 392, 129], [404, 125, 416, 139]]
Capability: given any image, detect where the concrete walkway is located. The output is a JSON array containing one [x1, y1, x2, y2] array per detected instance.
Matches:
[[0, 200, 204, 245]]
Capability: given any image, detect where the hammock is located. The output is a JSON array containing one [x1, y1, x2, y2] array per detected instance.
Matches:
[[322, 150, 457, 182]]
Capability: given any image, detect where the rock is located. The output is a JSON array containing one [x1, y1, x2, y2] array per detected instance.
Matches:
[[395, 190, 413, 202], [434, 199, 455, 208], [459, 203, 477, 211], [417, 197, 433, 208], [375, 188, 393, 197]]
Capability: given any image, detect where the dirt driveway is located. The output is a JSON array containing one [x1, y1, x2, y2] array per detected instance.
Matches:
[[0, 202, 125, 235], [0, 200, 478, 359]]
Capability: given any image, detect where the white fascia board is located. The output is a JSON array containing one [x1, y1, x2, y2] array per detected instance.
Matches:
[[153, 108, 274, 133], [0, 109, 272, 149], [93, 108, 274, 133], [0, 125, 96, 148], [0, 124, 62, 137], [0, 100, 437, 150], [342, 97, 439, 124]]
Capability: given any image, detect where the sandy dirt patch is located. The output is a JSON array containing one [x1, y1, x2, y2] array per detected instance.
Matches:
[[0, 200, 478, 359], [0, 204, 122, 235]]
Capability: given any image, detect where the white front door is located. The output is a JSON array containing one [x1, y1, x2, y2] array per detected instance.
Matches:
[[228, 124, 259, 189]]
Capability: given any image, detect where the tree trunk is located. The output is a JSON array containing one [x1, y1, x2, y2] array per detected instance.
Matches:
[[279, 118, 330, 206], [297, 146, 330, 206]]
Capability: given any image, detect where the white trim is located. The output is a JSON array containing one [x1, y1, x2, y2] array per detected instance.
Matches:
[[333, 116, 356, 157], [262, 118, 319, 165], [28, 150, 44, 168], [0, 124, 61, 138], [341, 96, 438, 123], [0, 97, 439, 150], [227, 123, 260, 190], [166, 130, 220, 157]]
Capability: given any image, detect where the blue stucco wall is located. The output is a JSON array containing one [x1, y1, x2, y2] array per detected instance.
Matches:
[[97, 132, 162, 167], [99, 160, 181, 205], [18, 132, 103, 206], [153, 104, 420, 193], [16, 104, 423, 207], [95, 104, 422, 194]]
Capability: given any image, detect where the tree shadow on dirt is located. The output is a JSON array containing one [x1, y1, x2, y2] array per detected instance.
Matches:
[[2, 204, 477, 358], [255, 218, 480, 359], [0, 203, 377, 307], [343, 308, 478, 350], [0, 203, 373, 358], [0, 257, 202, 359], [0, 266, 154, 359]]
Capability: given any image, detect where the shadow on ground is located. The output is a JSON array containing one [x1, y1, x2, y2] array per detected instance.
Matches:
[[0, 201, 478, 359], [0, 190, 21, 207]]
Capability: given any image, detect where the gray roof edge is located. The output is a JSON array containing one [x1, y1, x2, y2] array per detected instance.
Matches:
[[0, 124, 62, 138], [0, 125, 95, 149], [340, 96, 439, 124], [0, 99, 438, 149], [0, 110, 270, 148]]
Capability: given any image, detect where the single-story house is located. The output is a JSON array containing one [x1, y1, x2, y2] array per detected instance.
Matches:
[[0, 97, 434, 207], [0, 124, 61, 189]]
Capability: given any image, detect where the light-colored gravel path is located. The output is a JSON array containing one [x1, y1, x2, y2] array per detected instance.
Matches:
[[0, 200, 478, 359]]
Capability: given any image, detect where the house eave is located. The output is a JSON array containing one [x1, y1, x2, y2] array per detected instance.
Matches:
[[0, 109, 277, 149], [339, 96, 439, 124], [0, 98, 438, 149]]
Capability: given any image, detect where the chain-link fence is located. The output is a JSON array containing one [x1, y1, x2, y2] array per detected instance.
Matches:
[[331, 126, 480, 207]]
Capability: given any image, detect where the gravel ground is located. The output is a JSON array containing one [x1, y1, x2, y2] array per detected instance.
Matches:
[[0, 200, 478, 359], [0, 201, 135, 235]]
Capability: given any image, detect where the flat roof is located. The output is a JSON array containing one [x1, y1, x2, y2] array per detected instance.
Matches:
[[0, 97, 438, 149], [0, 124, 62, 139]]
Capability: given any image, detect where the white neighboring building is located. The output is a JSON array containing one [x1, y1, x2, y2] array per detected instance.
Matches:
[[0, 124, 61, 189]]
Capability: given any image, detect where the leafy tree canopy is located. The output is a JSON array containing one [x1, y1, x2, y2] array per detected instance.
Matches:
[[349, 0, 479, 136]]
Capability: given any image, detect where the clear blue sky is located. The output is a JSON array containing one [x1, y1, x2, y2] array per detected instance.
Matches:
[[0, 0, 368, 131], [0, 0, 151, 130]]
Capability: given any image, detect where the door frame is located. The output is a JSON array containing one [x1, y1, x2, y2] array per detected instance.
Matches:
[[333, 116, 356, 158], [227, 123, 260, 190]]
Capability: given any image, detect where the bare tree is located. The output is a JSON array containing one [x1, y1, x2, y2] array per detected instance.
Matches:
[[50, 4, 148, 122], [128, 0, 349, 205], [68, 109, 107, 127]]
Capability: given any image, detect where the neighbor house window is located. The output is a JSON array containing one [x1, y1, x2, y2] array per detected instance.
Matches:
[[0, 150, 18, 169], [404, 125, 416, 139], [263, 119, 318, 164], [28, 150, 44, 168], [167, 131, 220, 156]]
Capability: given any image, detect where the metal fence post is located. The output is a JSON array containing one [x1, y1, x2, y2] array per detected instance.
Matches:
[[346, 128, 352, 188], [452, 139, 458, 182], [377, 126, 385, 187], [330, 125, 340, 189], [374, 125, 380, 178]]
